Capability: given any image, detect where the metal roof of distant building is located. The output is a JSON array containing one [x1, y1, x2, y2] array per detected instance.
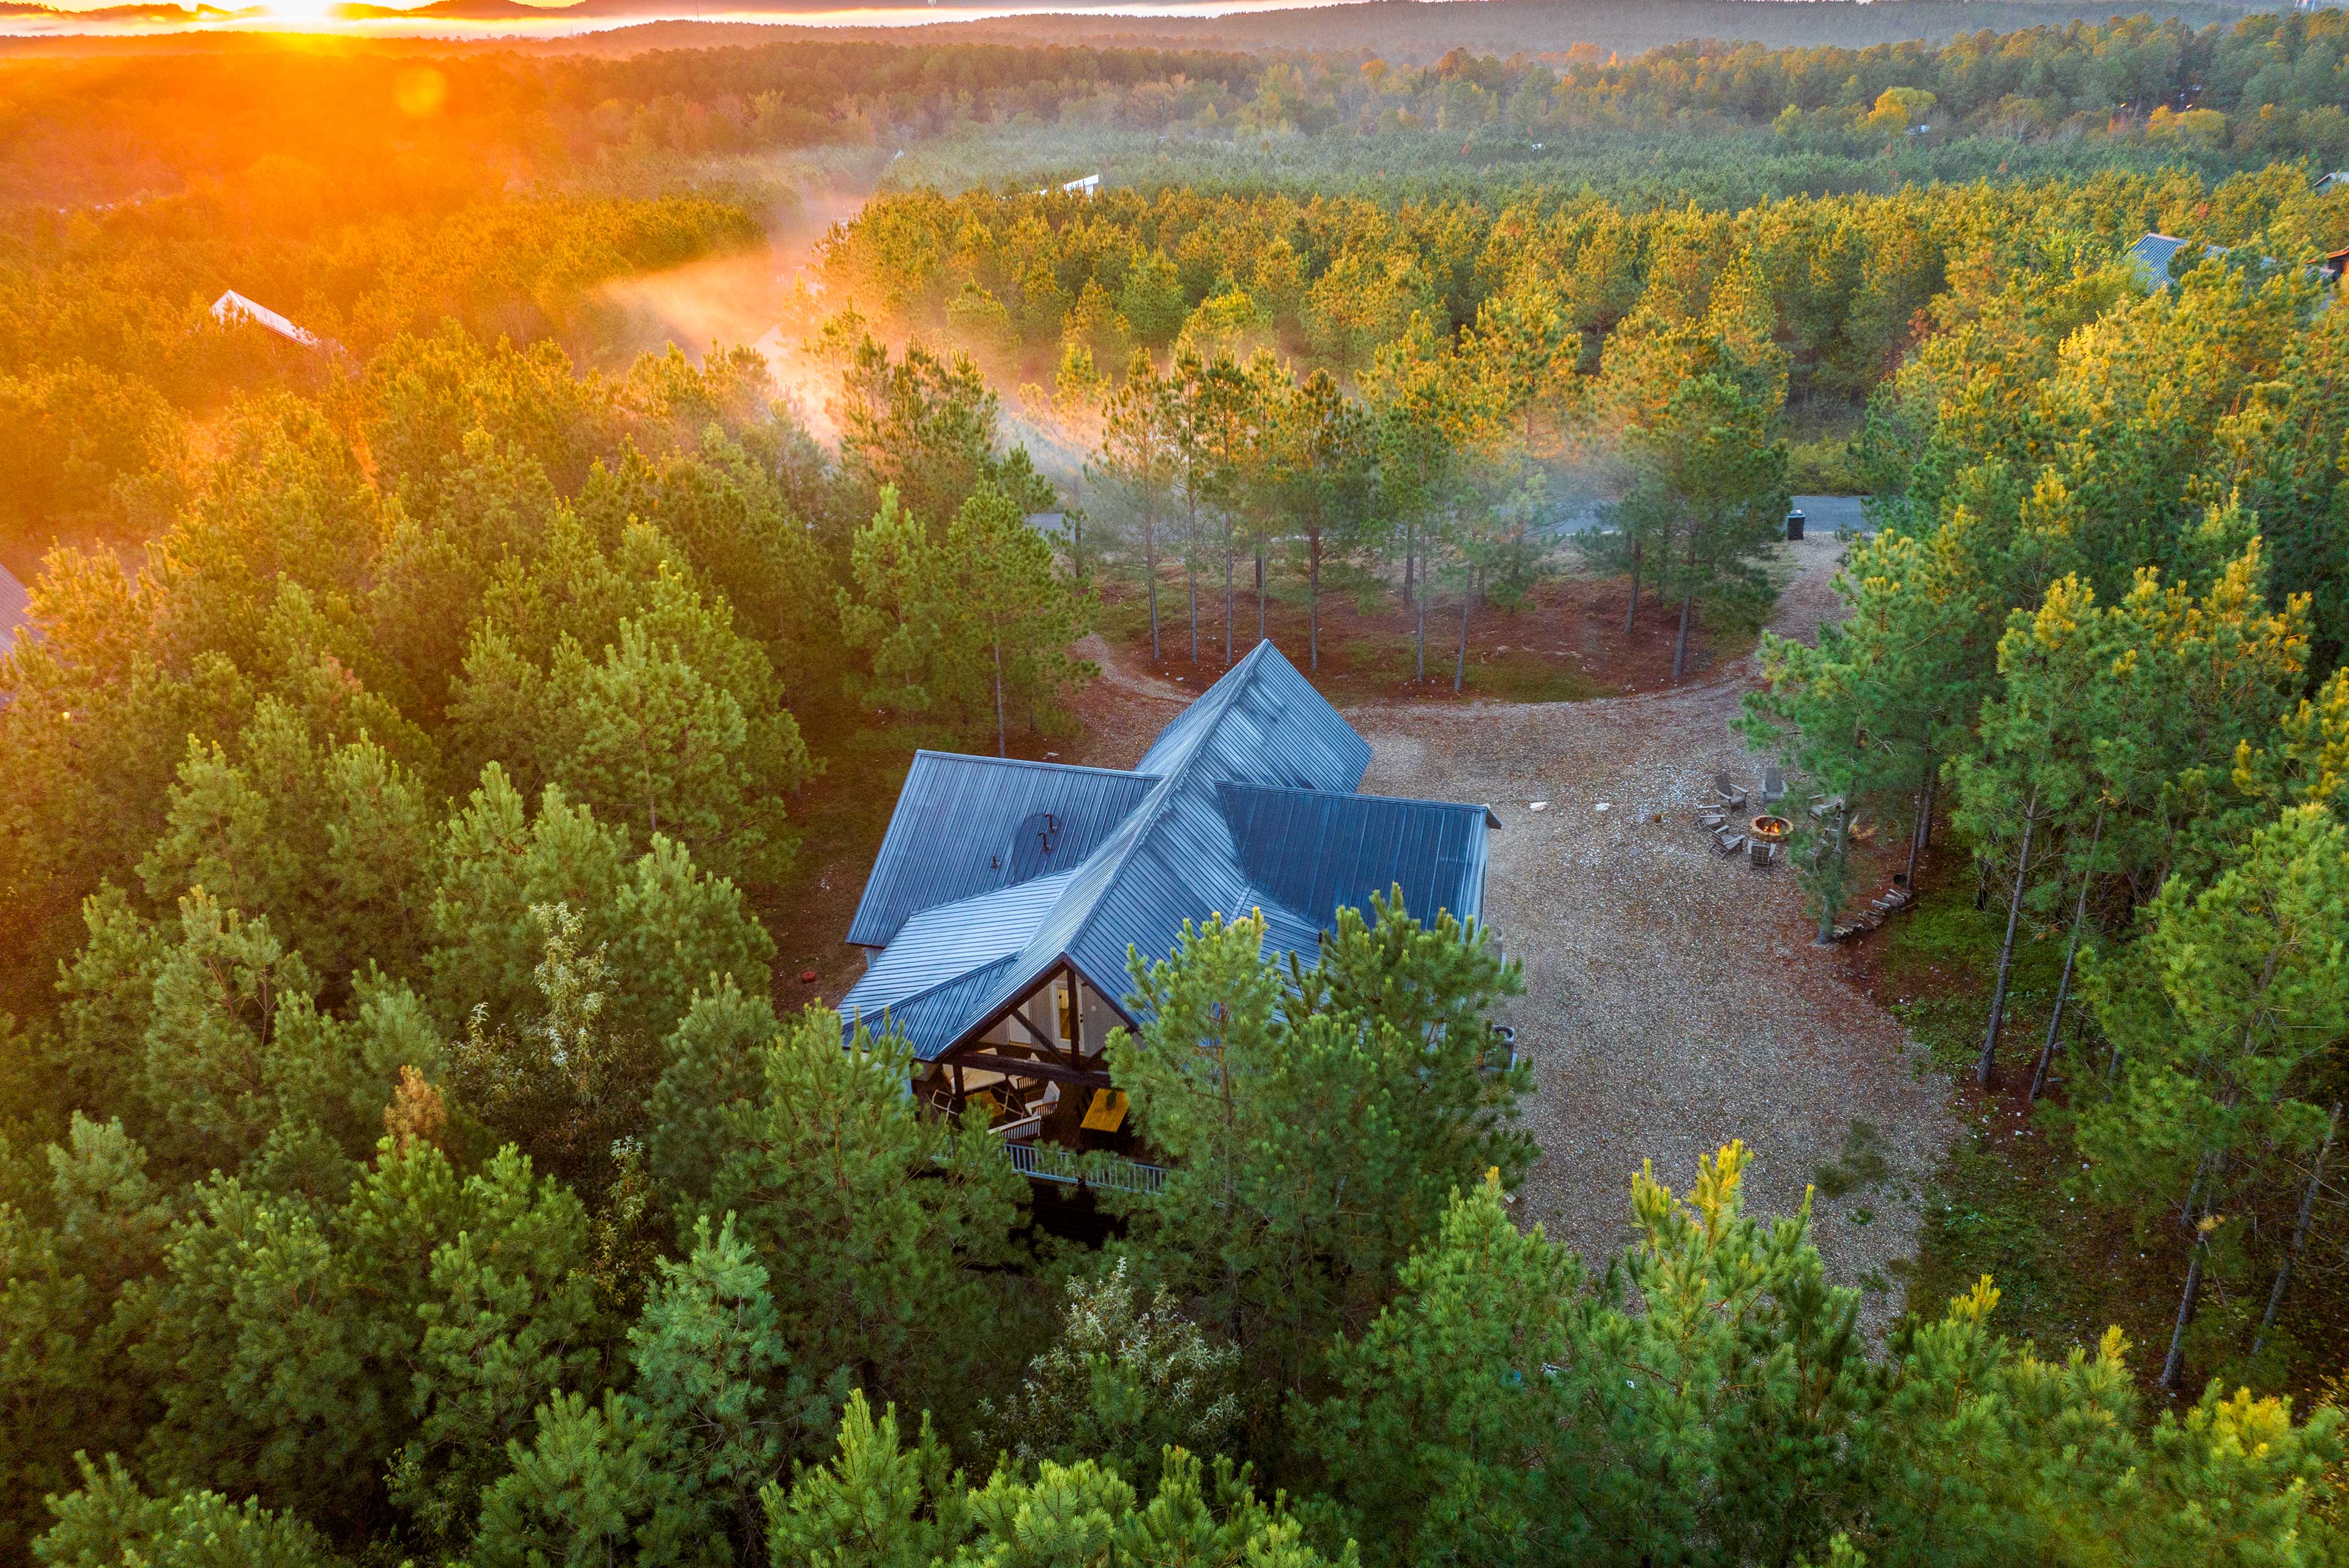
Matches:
[[209, 289, 322, 347], [2127, 232, 2193, 287], [0, 563, 31, 662], [2126, 231, 2243, 290], [845, 753, 1159, 948]]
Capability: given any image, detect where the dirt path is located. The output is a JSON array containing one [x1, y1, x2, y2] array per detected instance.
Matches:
[[1346, 535, 1953, 1331]]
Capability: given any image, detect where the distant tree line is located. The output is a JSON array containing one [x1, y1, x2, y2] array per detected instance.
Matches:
[[6, 12, 2349, 213]]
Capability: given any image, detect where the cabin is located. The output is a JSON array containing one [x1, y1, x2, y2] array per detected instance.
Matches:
[[841, 640, 1497, 1186]]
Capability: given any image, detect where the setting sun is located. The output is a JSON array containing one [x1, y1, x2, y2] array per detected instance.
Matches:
[[266, 0, 340, 24]]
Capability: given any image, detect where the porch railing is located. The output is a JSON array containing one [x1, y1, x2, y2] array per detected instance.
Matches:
[[999, 1140, 1169, 1196]]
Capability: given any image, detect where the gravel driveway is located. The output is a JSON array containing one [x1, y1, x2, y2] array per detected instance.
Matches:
[[1353, 533, 1955, 1331]]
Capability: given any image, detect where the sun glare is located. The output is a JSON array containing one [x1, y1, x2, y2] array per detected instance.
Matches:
[[267, 0, 341, 26]]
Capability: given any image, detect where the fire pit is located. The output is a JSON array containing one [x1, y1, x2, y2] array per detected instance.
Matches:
[[1749, 815, 1792, 844]]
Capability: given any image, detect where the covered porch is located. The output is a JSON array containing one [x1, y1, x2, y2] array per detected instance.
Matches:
[[911, 961, 1157, 1173]]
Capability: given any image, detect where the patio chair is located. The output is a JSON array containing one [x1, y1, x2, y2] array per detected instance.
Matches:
[[1715, 827, 1747, 856], [1751, 839, 1778, 869], [1698, 811, 1724, 830], [1761, 766, 1786, 805], [1713, 769, 1749, 810]]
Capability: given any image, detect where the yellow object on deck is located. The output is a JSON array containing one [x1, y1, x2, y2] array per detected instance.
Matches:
[[1081, 1089, 1129, 1132]]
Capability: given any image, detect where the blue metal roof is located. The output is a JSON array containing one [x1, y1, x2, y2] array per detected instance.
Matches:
[[841, 870, 1075, 1024], [2124, 231, 2238, 290], [0, 563, 30, 662], [842, 641, 1492, 1060], [844, 753, 1159, 947], [850, 956, 1021, 1062], [1220, 783, 1493, 931]]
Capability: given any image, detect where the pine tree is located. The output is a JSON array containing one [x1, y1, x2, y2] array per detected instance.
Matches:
[[1626, 371, 1789, 684], [1266, 368, 1375, 671], [0, 1117, 174, 1560], [760, 1392, 968, 1568], [469, 1389, 707, 1568], [628, 1214, 839, 1559], [2075, 805, 2349, 1391], [841, 484, 1093, 757], [1090, 350, 1177, 662], [1298, 1174, 1590, 1567], [941, 485, 1096, 756], [387, 1142, 607, 1553], [1108, 899, 1529, 1414], [763, 1391, 1353, 1568], [645, 980, 779, 1213], [136, 698, 434, 990], [705, 1011, 1028, 1420], [34, 1454, 341, 1568]]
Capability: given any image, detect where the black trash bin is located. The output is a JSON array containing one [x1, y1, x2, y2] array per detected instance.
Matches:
[[1784, 509, 1806, 542]]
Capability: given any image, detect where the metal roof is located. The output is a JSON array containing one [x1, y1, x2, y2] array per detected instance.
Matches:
[[1220, 783, 1493, 931], [0, 563, 29, 662], [845, 753, 1159, 947], [209, 290, 321, 347], [842, 871, 1073, 1022], [2124, 232, 2238, 290], [851, 956, 1021, 1062], [844, 640, 1491, 1060], [2126, 232, 2192, 289]]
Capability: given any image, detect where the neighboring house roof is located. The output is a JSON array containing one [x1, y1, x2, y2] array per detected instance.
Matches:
[[2315, 172, 2349, 194], [209, 290, 322, 348], [0, 561, 31, 662], [2125, 231, 2341, 300], [2126, 232, 2203, 289], [842, 640, 1494, 1059]]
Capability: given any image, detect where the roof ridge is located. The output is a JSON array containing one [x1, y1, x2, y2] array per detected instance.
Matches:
[[959, 645, 1293, 1035], [908, 749, 1163, 782]]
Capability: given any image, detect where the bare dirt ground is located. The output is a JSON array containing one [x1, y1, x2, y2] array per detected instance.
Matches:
[[1340, 534, 1955, 1331]]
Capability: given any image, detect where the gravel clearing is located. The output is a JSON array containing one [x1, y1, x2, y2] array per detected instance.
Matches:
[[1351, 533, 1956, 1333]]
